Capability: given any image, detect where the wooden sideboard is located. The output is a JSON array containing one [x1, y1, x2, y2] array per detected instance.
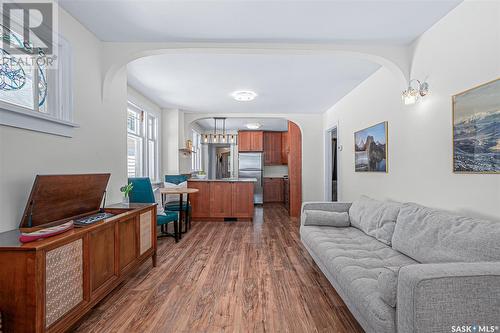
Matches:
[[0, 203, 157, 333]]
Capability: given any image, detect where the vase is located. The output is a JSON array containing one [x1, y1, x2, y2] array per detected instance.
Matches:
[[122, 196, 129, 204]]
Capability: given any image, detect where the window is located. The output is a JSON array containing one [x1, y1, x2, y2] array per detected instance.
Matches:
[[191, 130, 202, 171], [127, 102, 159, 181], [0, 20, 74, 136]]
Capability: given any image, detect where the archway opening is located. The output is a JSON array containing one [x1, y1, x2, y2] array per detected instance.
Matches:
[[185, 116, 302, 217]]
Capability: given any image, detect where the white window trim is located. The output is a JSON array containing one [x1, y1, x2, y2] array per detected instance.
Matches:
[[127, 101, 161, 182], [0, 28, 76, 137], [191, 129, 202, 172]]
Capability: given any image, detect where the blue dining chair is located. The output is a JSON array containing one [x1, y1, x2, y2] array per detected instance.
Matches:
[[128, 177, 180, 242], [164, 175, 192, 232]]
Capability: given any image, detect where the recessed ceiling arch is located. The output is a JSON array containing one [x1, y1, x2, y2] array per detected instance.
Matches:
[[102, 42, 412, 103]]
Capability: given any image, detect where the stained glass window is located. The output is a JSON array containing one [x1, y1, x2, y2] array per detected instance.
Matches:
[[0, 23, 49, 112]]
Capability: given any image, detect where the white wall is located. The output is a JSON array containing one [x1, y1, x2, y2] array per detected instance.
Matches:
[[0, 7, 129, 233], [183, 113, 325, 203], [162, 109, 182, 175], [128, 86, 162, 116], [324, 1, 500, 220], [179, 116, 204, 174]]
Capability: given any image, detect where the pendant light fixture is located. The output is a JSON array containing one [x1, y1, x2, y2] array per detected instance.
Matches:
[[201, 117, 237, 145]]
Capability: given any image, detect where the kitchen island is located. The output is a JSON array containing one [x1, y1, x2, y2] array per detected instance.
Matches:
[[188, 179, 256, 221]]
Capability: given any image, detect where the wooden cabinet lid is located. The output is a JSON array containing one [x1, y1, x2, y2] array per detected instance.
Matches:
[[19, 174, 110, 228]]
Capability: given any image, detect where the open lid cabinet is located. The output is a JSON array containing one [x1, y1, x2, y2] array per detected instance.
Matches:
[[19, 173, 111, 229]]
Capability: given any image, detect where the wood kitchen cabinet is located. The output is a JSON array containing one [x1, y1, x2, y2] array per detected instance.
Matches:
[[283, 177, 290, 211], [238, 131, 263, 152], [209, 182, 233, 217], [263, 178, 284, 202], [188, 181, 210, 218], [189, 180, 254, 220], [264, 131, 283, 165], [281, 132, 289, 165], [231, 182, 254, 217]]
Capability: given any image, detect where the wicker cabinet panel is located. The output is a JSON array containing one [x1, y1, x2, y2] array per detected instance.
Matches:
[[45, 239, 83, 328], [139, 211, 152, 255]]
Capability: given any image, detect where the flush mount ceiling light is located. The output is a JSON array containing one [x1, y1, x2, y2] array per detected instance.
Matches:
[[231, 90, 257, 102], [245, 123, 262, 130], [402, 79, 429, 105]]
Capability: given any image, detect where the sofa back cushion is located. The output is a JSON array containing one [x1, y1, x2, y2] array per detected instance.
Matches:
[[303, 210, 350, 227], [348, 195, 401, 245], [392, 203, 500, 263]]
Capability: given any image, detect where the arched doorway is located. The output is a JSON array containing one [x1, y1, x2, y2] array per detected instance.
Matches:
[[186, 116, 302, 217]]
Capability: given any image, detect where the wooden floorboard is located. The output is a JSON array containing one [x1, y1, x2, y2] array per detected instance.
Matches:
[[73, 203, 364, 333]]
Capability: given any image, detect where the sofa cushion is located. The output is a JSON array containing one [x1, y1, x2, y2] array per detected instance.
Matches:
[[303, 210, 350, 227], [301, 225, 417, 333], [378, 267, 399, 307], [163, 181, 187, 202], [392, 203, 500, 263], [349, 195, 401, 245]]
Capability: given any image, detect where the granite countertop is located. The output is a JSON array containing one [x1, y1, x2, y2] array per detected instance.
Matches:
[[189, 178, 257, 182]]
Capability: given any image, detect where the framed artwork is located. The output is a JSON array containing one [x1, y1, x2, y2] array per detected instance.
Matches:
[[354, 121, 388, 172], [453, 78, 500, 173]]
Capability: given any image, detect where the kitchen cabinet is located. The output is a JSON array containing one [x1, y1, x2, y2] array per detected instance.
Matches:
[[209, 182, 233, 217], [288, 121, 302, 217], [264, 131, 283, 165], [231, 182, 254, 217], [263, 178, 284, 202], [238, 131, 263, 152], [188, 180, 254, 220], [251, 131, 264, 151], [188, 181, 210, 218], [281, 132, 289, 165], [283, 177, 290, 211]]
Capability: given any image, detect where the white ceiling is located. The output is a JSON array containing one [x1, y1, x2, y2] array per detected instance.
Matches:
[[59, 1, 461, 45], [127, 53, 380, 113], [60, 0, 461, 114], [195, 118, 288, 132]]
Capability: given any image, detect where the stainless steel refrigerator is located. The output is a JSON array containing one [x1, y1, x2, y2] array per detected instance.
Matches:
[[238, 153, 263, 204]]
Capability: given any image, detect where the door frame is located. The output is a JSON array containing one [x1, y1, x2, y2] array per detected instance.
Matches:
[[324, 125, 339, 201]]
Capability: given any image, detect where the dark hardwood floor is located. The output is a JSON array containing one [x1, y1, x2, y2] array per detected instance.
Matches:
[[74, 203, 364, 333]]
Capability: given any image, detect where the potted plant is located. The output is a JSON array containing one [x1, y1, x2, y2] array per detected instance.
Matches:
[[120, 183, 133, 203], [197, 171, 207, 179]]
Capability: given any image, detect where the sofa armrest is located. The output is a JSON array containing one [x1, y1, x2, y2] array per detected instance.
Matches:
[[397, 262, 500, 333], [300, 201, 352, 226]]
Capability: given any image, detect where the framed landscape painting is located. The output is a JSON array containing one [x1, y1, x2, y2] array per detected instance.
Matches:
[[354, 121, 388, 172], [453, 78, 500, 173]]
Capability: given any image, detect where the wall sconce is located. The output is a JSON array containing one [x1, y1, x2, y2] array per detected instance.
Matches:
[[402, 79, 429, 105]]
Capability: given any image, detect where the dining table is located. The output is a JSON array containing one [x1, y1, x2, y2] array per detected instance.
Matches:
[[160, 187, 199, 237]]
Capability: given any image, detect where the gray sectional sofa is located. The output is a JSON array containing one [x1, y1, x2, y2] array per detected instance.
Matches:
[[300, 196, 500, 333]]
